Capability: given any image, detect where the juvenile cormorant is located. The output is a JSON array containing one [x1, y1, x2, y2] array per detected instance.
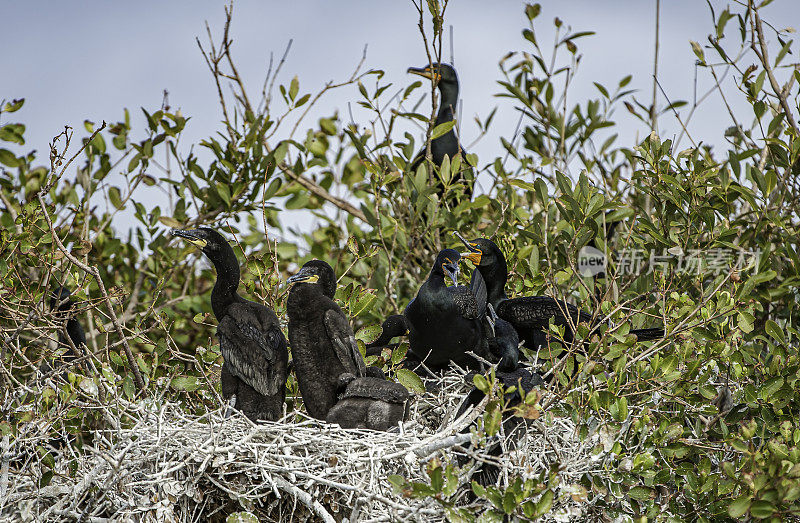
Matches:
[[403, 249, 490, 370], [408, 62, 475, 200], [325, 376, 410, 431], [286, 260, 370, 420], [458, 236, 665, 350], [173, 228, 288, 421]]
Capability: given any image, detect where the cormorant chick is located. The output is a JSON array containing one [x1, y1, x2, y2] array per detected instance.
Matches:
[[173, 228, 288, 421], [486, 304, 520, 372], [403, 249, 490, 370], [286, 260, 369, 420], [408, 62, 475, 201], [326, 376, 410, 431]]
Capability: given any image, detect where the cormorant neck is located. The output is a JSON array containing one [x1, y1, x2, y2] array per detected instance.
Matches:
[[287, 282, 325, 319], [436, 83, 459, 126], [479, 263, 508, 308], [208, 244, 241, 320]]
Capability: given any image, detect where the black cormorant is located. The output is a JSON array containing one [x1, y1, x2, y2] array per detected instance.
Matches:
[[403, 248, 490, 370], [408, 62, 475, 200], [458, 236, 665, 350], [286, 259, 370, 420], [173, 228, 288, 421], [325, 376, 410, 431]]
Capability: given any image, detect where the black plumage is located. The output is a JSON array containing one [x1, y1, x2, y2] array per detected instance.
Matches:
[[325, 376, 410, 431], [486, 304, 520, 372], [408, 62, 475, 200], [458, 236, 665, 350], [403, 249, 490, 370], [42, 287, 87, 372], [286, 260, 368, 420], [173, 228, 288, 421]]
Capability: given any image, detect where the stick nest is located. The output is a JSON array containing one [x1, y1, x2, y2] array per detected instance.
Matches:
[[2, 371, 613, 522]]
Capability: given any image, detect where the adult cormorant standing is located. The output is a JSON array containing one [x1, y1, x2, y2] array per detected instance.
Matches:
[[173, 228, 288, 421], [408, 62, 475, 200], [286, 260, 369, 420], [403, 249, 490, 370]]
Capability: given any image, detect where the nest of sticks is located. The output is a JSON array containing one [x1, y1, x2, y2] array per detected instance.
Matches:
[[2, 370, 616, 522]]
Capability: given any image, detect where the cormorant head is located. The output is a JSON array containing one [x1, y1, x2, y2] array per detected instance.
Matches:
[[455, 234, 503, 269], [287, 259, 337, 298], [408, 62, 459, 92], [172, 227, 229, 258], [432, 249, 461, 286]]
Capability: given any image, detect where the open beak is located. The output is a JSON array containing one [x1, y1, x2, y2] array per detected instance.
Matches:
[[172, 228, 208, 249], [286, 267, 320, 286], [408, 66, 441, 82], [443, 263, 460, 286], [454, 232, 482, 265]]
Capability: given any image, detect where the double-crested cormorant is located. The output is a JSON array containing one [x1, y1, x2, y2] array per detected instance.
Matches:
[[403, 249, 490, 370], [408, 62, 475, 200], [458, 236, 665, 350], [286, 260, 371, 420], [173, 228, 288, 421], [325, 376, 410, 431]]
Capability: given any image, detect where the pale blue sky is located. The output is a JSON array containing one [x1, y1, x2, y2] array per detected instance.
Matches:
[[2, 0, 798, 232]]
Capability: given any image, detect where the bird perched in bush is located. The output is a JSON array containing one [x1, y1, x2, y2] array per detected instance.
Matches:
[[286, 259, 373, 420], [408, 62, 475, 201], [173, 228, 288, 421], [403, 248, 491, 370]]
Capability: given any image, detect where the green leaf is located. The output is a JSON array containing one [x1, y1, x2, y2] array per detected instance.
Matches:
[[728, 495, 751, 518], [158, 216, 183, 228], [749, 500, 776, 518], [509, 179, 537, 191], [430, 120, 455, 140], [108, 186, 124, 210], [0, 148, 19, 167], [396, 368, 425, 393], [227, 512, 259, 523], [764, 320, 784, 343], [355, 324, 382, 344], [534, 489, 554, 517], [391, 342, 408, 365], [170, 376, 200, 392], [3, 98, 24, 113], [690, 40, 706, 65]]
